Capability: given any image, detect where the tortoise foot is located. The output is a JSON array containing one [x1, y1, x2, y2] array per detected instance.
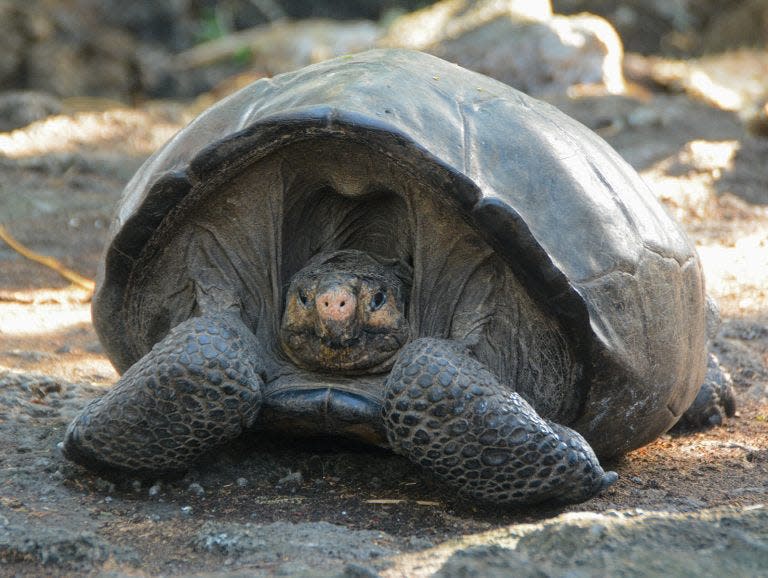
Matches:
[[674, 353, 736, 430], [63, 314, 264, 474], [383, 338, 616, 506]]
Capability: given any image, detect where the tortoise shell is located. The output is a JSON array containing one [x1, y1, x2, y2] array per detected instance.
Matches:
[[93, 49, 707, 458]]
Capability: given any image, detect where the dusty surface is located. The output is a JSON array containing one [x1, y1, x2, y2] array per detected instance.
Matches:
[[1, 62, 767, 576]]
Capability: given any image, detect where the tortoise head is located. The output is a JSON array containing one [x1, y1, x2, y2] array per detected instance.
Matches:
[[279, 250, 411, 374]]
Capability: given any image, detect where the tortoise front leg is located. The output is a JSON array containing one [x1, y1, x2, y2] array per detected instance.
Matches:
[[63, 313, 264, 474], [382, 338, 617, 506]]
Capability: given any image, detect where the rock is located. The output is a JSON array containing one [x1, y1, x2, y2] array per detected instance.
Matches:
[[0, 4, 29, 88], [277, 470, 304, 493], [380, 0, 624, 96], [0, 524, 136, 569], [557, 0, 768, 56], [25, 28, 139, 101], [193, 521, 397, 570], [553, 0, 706, 55], [187, 482, 205, 497], [642, 50, 768, 115], [716, 136, 768, 204], [435, 506, 768, 577], [745, 100, 768, 137], [696, 0, 768, 54], [381, 0, 553, 49], [174, 19, 381, 78]]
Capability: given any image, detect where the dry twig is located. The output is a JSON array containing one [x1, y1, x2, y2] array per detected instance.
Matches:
[[0, 224, 95, 292]]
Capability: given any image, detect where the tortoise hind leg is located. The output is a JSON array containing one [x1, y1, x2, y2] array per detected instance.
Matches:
[[673, 353, 736, 430], [382, 338, 616, 506], [63, 313, 264, 474]]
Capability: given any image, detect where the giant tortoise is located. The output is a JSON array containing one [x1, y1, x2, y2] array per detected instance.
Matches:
[[63, 49, 733, 505]]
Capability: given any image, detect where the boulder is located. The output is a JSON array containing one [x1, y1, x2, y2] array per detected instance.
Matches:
[[380, 0, 624, 96], [436, 506, 768, 577]]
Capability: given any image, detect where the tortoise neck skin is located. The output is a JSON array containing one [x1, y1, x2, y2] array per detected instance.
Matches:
[[279, 250, 412, 375]]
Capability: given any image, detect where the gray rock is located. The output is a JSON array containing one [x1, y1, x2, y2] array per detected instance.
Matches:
[[0, 524, 136, 569], [435, 506, 768, 577], [0, 91, 62, 132], [0, 3, 27, 87], [188, 482, 206, 496], [193, 521, 397, 569], [381, 0, 624, 96]]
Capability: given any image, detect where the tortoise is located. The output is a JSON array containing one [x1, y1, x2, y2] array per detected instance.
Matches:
[[62, 49, 734, 505]]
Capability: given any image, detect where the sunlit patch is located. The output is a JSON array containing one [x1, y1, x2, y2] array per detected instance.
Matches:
[[0, 110, 183, 159], [697, 233, 768, 316], [637, 139, 768, 318], [0, 301, 90, 337], [684, 140, 739, 174], [647, 50, 768, 113], [641, 140, 741, 222], [0, 294, 117, 385], [687, 70, 743, 111]]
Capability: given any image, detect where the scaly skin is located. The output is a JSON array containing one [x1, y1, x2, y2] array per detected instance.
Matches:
[[63, 314, 263, 474], [383, 338, 617, 505], [675, 353, 736, 430]]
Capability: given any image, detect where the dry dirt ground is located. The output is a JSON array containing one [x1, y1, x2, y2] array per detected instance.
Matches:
[[0, 70, 767, 576]]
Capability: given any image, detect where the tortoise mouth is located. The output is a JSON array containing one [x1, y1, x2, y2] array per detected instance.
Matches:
[[322, 336, 361, 349], [280, 327, 409, 375]]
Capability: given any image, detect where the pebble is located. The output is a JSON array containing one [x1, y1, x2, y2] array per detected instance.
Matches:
[[188, 482, 205, 497], [94, 479, 116, 494], [148, 483, 162, 497], [236, 477, 248, 487], [277, 471, 303, 492], [180, 505, 193, 516]]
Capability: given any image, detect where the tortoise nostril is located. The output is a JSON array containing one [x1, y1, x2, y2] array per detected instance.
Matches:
[[317, 287, 356, 321]]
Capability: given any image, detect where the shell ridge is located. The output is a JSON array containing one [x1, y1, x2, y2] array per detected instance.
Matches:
[[457, 98, 472, 177], [584, 155, 641, 241], [639, 239, 694, 266], [574, 250, 693, 287]]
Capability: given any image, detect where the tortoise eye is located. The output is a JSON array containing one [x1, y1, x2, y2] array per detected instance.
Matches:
[[371, 290, 387, 311], [297, 288, 310, 307]]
